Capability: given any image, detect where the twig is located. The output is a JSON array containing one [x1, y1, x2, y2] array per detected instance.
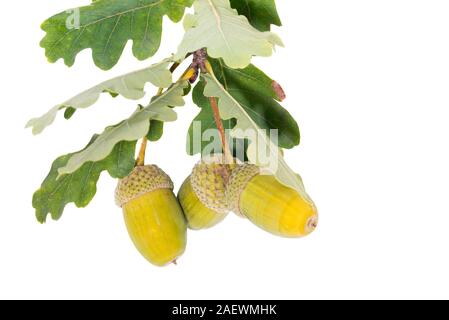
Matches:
[[189, 49, 234, 164], [209, 97, 234, 164]]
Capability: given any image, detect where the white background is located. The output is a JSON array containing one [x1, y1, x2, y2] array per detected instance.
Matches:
[[0, 0, 448, 300]]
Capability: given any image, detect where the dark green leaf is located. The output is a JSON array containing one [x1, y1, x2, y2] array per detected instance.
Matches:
[[147, 120, 164, 141], [230, 0, 282, 31], [64, 107, 76, 120], [187, 58, 299, 156], [183, 82, 192, 96], [41, 0, 194, 70], [211, 59, 299, 149], [33, 137, 137, 223]]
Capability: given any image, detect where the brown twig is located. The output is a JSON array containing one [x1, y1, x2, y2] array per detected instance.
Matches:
[[209, 96, 233, 164], [194, 52, 234, 165]]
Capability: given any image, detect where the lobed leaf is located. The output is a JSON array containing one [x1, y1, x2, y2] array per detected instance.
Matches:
[[201, 72, 312, 203], [146, 82, 191, 142], [58, 81, 188, 176], [230, 0, 281, 31], [176, 0, 283, 69], [187, 59, 299, 156], [33, 138, 136, 223], [210, 58, 299, 148], [41, 0, 194, 70], [26, 59, 173, 135]]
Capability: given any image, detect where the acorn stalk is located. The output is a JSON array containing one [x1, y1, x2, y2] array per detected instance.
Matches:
[[116, 165, 187, 266]]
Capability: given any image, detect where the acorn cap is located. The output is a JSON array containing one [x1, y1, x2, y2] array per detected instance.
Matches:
[[178, 175, 229, 230], [190, 154, 233, 214], [225, 163, 260, 215], [115, 165, 174, 207]]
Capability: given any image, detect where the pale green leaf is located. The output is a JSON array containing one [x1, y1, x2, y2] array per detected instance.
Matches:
[[58, 81, 188, 175], [176, 0, 283, 69], [26, 59, 174, 135], [202, 73, 312, 203]]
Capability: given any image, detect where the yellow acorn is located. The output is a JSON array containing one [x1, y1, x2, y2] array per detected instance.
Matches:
[[115, 165, 187, 266], [178, 155, 232, 230], [226, 164, 318, 238], [178, 176, 228, 230]]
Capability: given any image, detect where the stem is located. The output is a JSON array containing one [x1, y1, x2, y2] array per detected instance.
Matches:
[[209, 97, 234, 164], [135, 137, 148, 167], [196, 54, 234, 164]]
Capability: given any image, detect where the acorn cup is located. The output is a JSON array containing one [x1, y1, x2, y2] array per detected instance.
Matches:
[[115, 165, 187, 267], [226, 164, 318, 238], [178, 155, 232, 230]]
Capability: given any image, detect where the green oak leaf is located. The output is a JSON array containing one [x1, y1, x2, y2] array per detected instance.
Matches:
[[64, 107, 77, 120], [210, 58, 299, 148], [147, 120, 165, 141], [230, 0, 281, 31], [176, 0, 283, 69], [187, 59, 299, 156], [202, 72, 312, 203], [41, 0, 194, 70], [145, 81, 191, 142], [33, 138, 136, 223], [26, 59, 173, 135], [58, 81, 188, 175]]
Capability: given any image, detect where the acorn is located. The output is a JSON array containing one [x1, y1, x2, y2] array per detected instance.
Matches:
[[115, 165, 187, 266], [226, 164, 318, 238], [178, 155, 232, 230]]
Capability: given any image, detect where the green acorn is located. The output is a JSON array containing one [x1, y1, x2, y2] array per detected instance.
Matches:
[[227, 164, 318, 238], [178, 155, 232, 230], [116, 165, 187, 266]]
